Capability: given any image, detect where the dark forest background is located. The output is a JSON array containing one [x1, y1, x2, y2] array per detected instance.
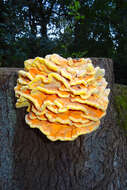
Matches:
[[0, 0, 127, 84]]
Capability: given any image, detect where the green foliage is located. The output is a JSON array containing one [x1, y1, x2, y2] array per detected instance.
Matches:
[[68, 0, 85, 20], [71, 51, 88, 58]]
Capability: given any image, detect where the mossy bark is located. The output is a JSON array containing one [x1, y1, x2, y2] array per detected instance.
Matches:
[[114, 84, 127, 134], [0, 59, 127, 190]]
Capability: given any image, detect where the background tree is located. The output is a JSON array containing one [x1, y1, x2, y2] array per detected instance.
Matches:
[[0, 0, 127, 84]]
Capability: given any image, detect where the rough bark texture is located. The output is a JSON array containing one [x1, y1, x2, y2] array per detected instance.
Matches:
[[0, 58, 127, 190]]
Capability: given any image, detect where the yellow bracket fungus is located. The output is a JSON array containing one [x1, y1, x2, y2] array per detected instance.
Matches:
[[14, 54, 110, 141]]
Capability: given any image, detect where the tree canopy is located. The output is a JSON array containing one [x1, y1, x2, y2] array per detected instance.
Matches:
[[0, 0, 127, 84]]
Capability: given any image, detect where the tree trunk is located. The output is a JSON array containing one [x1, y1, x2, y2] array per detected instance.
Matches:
[[0, 58, 127, 190]]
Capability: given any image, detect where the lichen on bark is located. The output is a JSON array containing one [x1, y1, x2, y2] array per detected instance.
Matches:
[[114, 84, 127, 134]]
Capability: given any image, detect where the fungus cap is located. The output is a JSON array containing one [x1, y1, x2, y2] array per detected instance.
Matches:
[[14, 54, 110, 141]]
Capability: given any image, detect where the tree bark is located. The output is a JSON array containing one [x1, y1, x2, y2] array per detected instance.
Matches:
[[0, 58, 127, 190]]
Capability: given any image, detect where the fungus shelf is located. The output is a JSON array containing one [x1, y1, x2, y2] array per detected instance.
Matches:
[[14, 54, 110, 141]]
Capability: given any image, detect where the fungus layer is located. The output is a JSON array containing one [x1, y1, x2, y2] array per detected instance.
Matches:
[[14, 54, 110, 141]]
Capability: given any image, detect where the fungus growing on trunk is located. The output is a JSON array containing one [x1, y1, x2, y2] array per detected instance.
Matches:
[[14, 54, 110, 141]]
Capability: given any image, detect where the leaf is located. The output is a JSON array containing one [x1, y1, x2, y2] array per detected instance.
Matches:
[[75, 15, 81, 20], [74, 1, 81, 10], [80, 15, 85, 19]]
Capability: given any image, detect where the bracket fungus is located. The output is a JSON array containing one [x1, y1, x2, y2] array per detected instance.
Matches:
[[14, 54, 110, 141]]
